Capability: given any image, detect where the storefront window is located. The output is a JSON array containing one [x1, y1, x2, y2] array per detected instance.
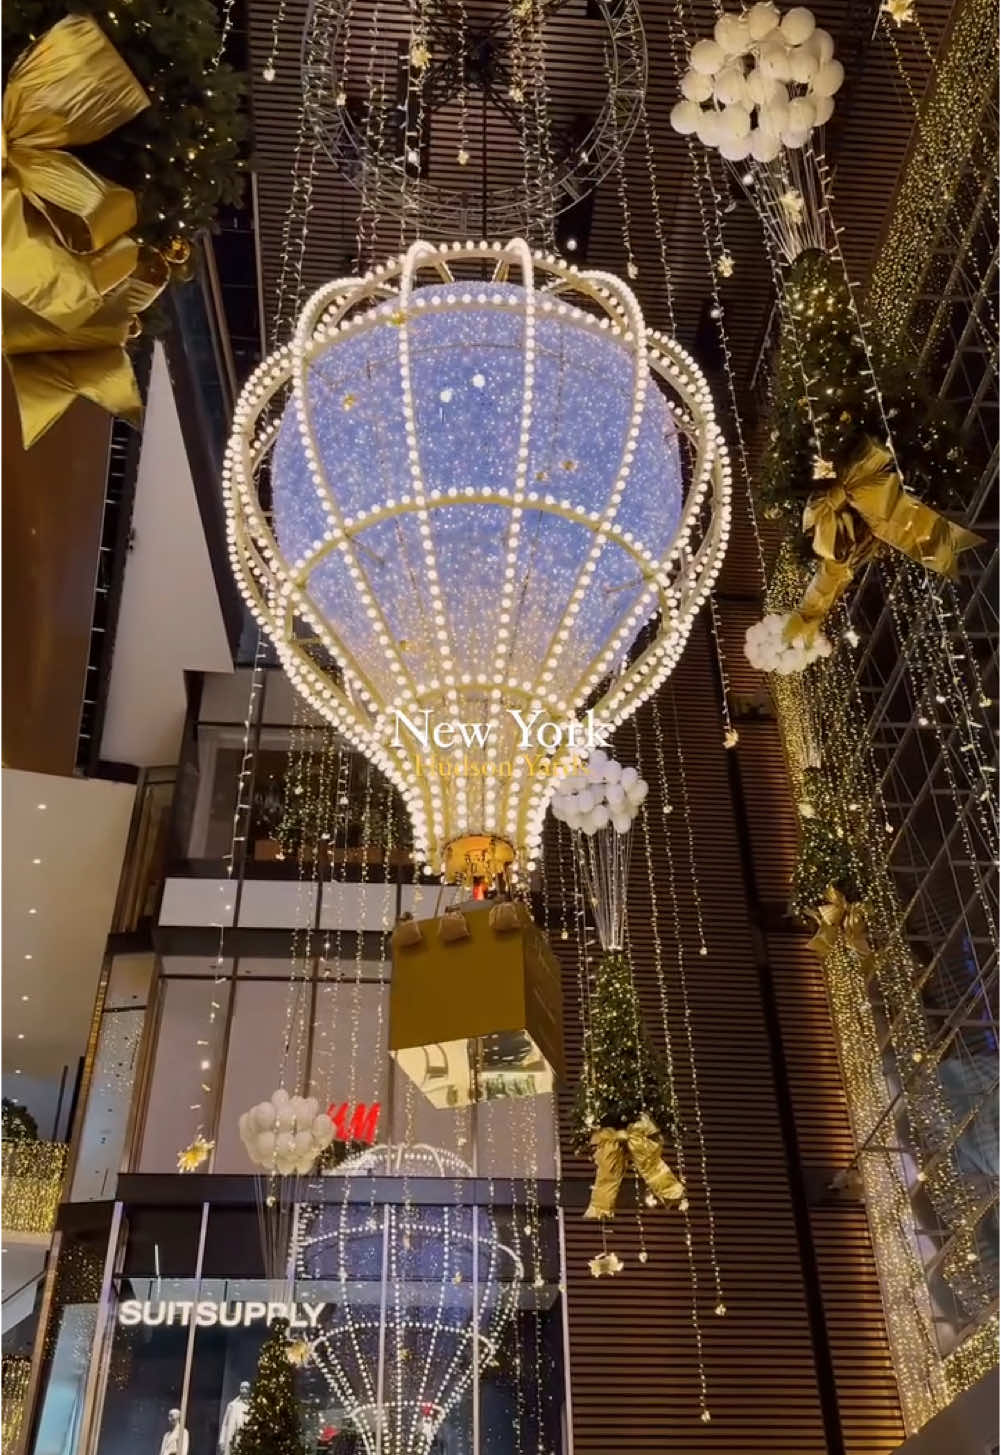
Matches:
[[140, 980, 232, 1173], [70, 1195, 565, 1455]]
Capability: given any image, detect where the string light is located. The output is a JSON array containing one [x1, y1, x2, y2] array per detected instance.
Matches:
[[605, 43, 639, 282], [664, 691, 710, 958], [186, 640, 267, 1150], [0, 1140, 67, 1234], [631, 717, 712, 1423], [1, 1357, 31, 1455]]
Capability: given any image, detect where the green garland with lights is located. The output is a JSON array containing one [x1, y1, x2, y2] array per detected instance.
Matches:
[[572, 951, 675, 1148], [758, 249, 967, 538], [2, 0, 246, 249], [232, 1321, 307, 1455], [789, 766, 864, 923]]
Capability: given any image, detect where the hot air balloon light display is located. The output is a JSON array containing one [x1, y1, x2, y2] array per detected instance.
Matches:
[[224, 238, 731, 883], [297, 1144, 522, 1454]]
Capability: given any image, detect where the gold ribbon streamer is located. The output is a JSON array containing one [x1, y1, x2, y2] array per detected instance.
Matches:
[[2, 16, 167, 446], [806, 886, 872, 962], [796, 439, 984, 622], [583, 1114, 684, 1221]]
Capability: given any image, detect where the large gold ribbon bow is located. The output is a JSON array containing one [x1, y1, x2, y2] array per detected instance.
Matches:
[[583, 1114, 685, 1221], [2, 15, 168, 446], [806, 886, 872, 962], [798, 439, 984, 620]]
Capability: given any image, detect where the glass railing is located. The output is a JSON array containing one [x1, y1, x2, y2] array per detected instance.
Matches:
[[1, 1140, 68, 1236]]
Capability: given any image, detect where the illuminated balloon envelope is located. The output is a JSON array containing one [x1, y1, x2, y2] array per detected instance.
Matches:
[[224, 238, 731, 880], [297, 1144, 522, 1454]]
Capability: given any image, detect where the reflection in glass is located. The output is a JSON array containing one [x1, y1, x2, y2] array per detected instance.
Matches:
[[299, 1147, 521, 1454]]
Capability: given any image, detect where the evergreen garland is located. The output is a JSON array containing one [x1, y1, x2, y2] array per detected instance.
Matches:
[[3, 0, 246, 248], [572, 951, 675, 1149], [1, 1098, 39, 1143], [233, 1322, 307, 1455], [790, 766, 864, 922], [759, 249, 966, 537]]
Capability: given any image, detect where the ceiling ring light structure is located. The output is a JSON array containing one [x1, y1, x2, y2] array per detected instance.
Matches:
[[223, 238, 732, 877], [302, 0, 647, 236]]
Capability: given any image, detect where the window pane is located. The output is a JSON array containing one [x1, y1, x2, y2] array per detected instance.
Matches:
[[214, 980, 312, 1173], [71, 1008, 145, 1200], [478, 1092, 558, 1180], [139, 980, 231, 1172], [309, 980, 389, 1129]]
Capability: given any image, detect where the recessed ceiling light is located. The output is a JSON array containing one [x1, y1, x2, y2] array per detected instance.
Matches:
[[24, 954, 32, 960], [32, 858, 41, 865], [37, 803, 47, 810], [16, 1034, 24, 1040], [28, 908, 37, 915], [14, 1069, 21, 1075], [21, 995, 29, 1001]]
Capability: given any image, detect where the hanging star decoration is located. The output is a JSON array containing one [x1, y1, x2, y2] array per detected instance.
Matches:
[[335, 89, 347, 106], [881, 0, 916, 23], [717, 253, 735, 279], [588, 1251, 624, 1278], [723, 727, 740, 748], [410, 40, 431, 69], [285, 1338, 311, 1367], [177, 1137, 213, 1172], [812, 454, 837, 480], [779, 188, 806, 224]]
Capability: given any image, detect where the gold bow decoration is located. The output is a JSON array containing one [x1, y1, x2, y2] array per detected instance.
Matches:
[[2, 15, 169, 446], [795, 438, 984, 623], [806, 885, 872, 962], [583, 1113, 685, 1221]]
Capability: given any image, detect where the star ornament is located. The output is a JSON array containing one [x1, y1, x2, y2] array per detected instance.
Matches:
[[778, 188, 805, 224], [723, 727, 739, 749], [285, 1338, 311, 1366], [717, 253, 735, 279], [881, 0, 915, 23], [812, 454, 837, 480], [588, 1251, 624, 1278], [177, 1137, 213, 1172]]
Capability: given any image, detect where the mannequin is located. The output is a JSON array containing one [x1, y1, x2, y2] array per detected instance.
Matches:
[[159, 1409, 189, 1455], [219, 1381, 252, 1455]]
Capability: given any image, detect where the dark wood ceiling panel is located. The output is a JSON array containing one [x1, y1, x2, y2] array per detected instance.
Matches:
[[246, 0, 954, 392]]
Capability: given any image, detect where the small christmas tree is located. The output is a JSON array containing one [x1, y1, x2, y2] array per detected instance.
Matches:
[[790, 767, 865, 922], [759, 250, 966, 534], [233, 1322, 307, 1455], [572, 951, 674, 1146]]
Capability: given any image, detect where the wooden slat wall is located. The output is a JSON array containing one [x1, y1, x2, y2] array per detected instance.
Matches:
[[711, 581, 907, 1453], [550, 631, 831, 1454]]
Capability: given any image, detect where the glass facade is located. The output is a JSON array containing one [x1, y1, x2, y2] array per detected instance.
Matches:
[[30, 1198, 566, 1455], [26, 667, 568, 1454]]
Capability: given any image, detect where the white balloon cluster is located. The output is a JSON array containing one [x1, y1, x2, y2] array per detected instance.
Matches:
[[549, 751, 648, 835], [239, 1090, 335, 1176], [744, 612, 833, 675], [670, 4, 842, 162]]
